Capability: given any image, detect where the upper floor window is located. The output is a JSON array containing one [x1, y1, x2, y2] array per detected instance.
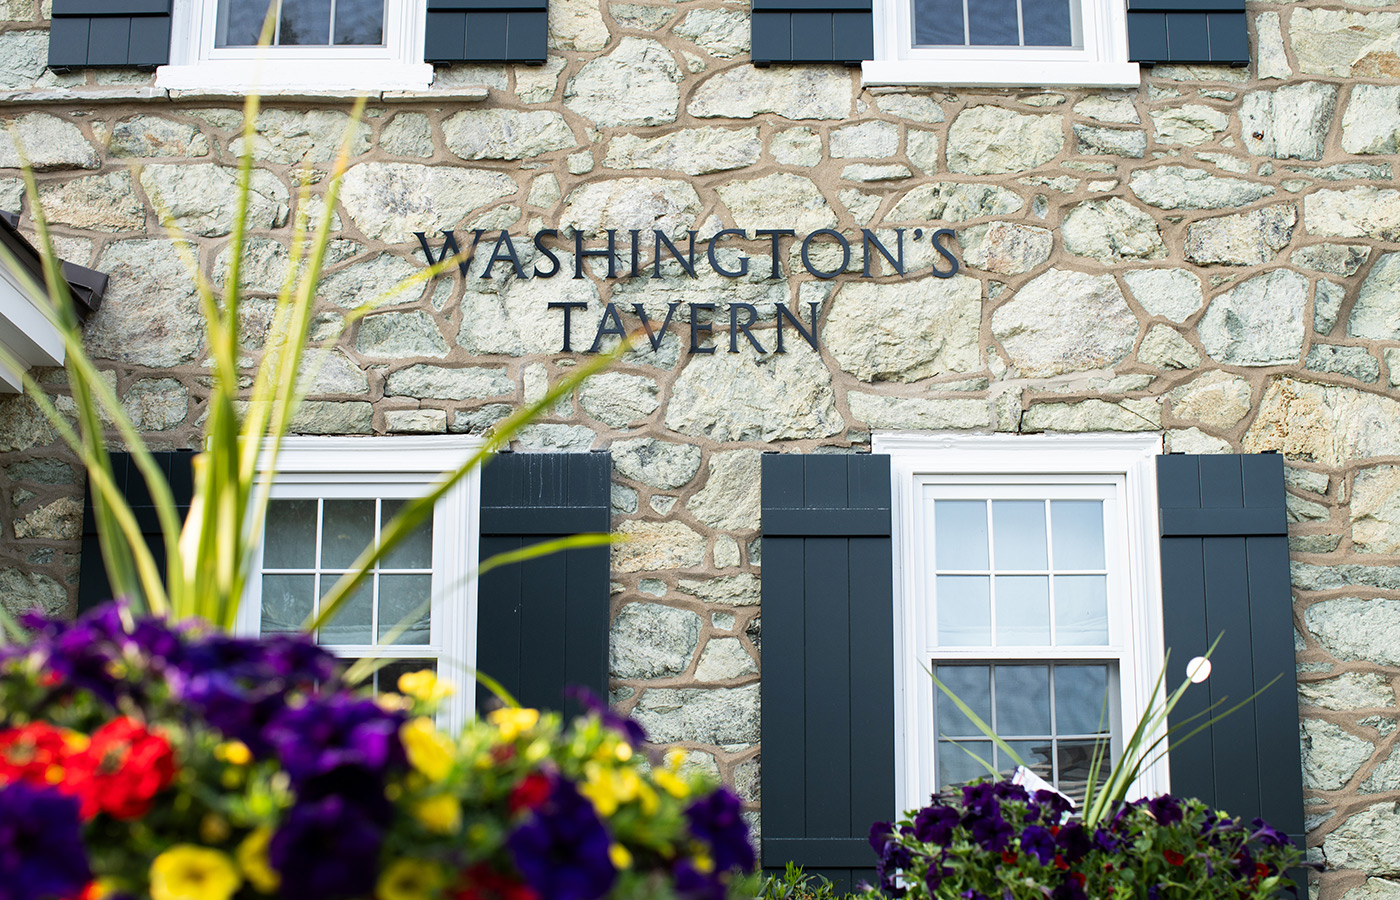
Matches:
[[215, 0, 386, 47], [158, 0, 431, 92], [865, 0, 1140, 86]]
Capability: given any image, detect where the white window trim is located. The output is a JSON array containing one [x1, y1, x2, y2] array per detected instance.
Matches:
[[863, 0, 1140, 87], [0, 265, 65, 393], [158, 0, 433, 93], [874, 432, 1166, 815], [235, 435, 483, 730]]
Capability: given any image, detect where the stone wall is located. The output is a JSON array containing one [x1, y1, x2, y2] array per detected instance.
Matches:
[[6, 0, 1400, 894]]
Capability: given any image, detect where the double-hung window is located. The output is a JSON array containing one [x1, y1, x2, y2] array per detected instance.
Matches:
[[880, 434, 1165, 813], [864, 0, 1140, 86], [158, 0, 432, 92], [234, 436, 481, 728]]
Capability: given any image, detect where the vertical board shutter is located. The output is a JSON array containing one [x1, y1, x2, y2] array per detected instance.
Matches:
[[476, 451, 610, 715], [1157, 454, 1303, 845], [760, 453, 893, 890], [1127, 0, 1248, 65], [425, 0, 548, 64], [49, 0, 173, 70], [79, 450, 195, 612], [751, 0, 873, 65]]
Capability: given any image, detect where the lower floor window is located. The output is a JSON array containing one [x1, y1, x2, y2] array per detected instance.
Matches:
[[878, 433, 1165, 811], [236, 436, 483, 729]]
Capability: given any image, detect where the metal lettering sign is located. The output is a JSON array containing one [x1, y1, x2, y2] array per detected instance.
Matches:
[[415, 227, 962, 354]]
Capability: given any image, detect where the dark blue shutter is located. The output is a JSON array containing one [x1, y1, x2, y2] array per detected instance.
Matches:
[[760, 453, 893, 891], [476, 452, 610, 715], [1128, 0, 1248, 65], [48, 0, 173, 70], [1158, 454, 1303, 846], [425, 0, 548, 64], [751, 0, 873, 66], [78, 450, 195, 612]]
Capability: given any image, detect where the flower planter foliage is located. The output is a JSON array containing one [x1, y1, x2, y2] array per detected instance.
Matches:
[[866, 781, 1304, 900], [0, 604, 756, 900]]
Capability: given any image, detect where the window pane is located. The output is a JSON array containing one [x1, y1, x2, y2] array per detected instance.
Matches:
[[1055, 665, 1110, 735], [937, 575, 991, 645], [1051, 501, 1105, 569], [933, 665, 991, 736], [319, 577, 373, 644], [1002, 739, 1052, 781], [935, 500, 989, 570], [378, 574, 431, 645], [381, 499, 433, 569], [967, 0, 1020, 45], [993, 501, 1047, 570], [333, 0, 385, 44], [263, 498, 317, 568], [1057, 739, 1110, 805], [938, 740, 991, 792], [995, 665, 1051, 735], [322, 499, 375, 569], [913, 0, 967, 48], [260, 574, 313, 634], [1055, 575, 1109, 645], [216, 0, 271, 47], [1023, 0, 1074, 45], [280, 0, 332, 45], [995, 575, 1050, 645]]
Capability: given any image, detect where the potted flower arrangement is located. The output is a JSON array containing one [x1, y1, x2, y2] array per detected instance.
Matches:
[[0, 86, 756, 900]]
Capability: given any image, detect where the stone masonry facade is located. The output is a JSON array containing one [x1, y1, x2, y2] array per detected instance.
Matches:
[[7, 0, 1400, 894]]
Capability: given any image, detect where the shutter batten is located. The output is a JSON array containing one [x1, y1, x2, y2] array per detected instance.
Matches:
[[760, 453, 894, 891]]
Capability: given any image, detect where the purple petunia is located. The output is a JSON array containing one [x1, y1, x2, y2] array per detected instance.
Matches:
[[968, 809, 1013, 853], [1147, 794, 1184, 825], [507, 773, 616, 900], [565, 686, 647, 747], [1055, 822, 1093, 862], [0, 783, 91, 900], [685, 789, 756, 873], [913, 804, 960, 845], [1020, 825, 1057, 865], [263, 695, 406, 789], [1250, 817, 1292, 848], [269, 795, 384, 900]]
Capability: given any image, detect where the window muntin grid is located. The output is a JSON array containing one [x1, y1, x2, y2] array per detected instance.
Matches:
[[259, 496, 433, 648], [912, 0, 1079, 48], [933, 662, 1114, 804], [216, 0, 386, 47], [929, 497, 1112, 650], [921, 481, 1127, 802]]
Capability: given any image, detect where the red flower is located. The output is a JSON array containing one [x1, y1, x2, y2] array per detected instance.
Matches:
[[1070, 873, 1087, 887], [1053, 855, 1069, 871], [452, 864, 540, 900], [509, 772, 552, 814], [67, 718, 175, 820], [1002, 852, 1018, 865], [0, 723, 84, 789], [1163, 849, 1186, 867]]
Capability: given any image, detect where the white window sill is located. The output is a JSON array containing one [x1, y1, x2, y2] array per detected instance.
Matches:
[[862, 58, 1141, 88], [155, 60, 435, 94]]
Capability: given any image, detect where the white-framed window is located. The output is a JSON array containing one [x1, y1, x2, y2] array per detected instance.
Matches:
[[863, 0, 1140, 87], [875, 432, 1164, 813], [235, 436, 482, 729], [157, 0, 432, 93]]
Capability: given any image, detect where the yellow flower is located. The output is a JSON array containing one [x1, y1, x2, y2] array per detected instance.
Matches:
[[398, 670, 456, 703], [150, 845, 242, 900], [200, 814, 231, 844], [236, 828, 280, 895], [400, 717, 456, 782], [214, 741, 251, 766], [376, 859, 447, 900], [609, 844, 633, 870], [487, 708, 539, 742], [654, 768, 690, 799], [581, 763, 658, 817], [413, 793, 462, 834]]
